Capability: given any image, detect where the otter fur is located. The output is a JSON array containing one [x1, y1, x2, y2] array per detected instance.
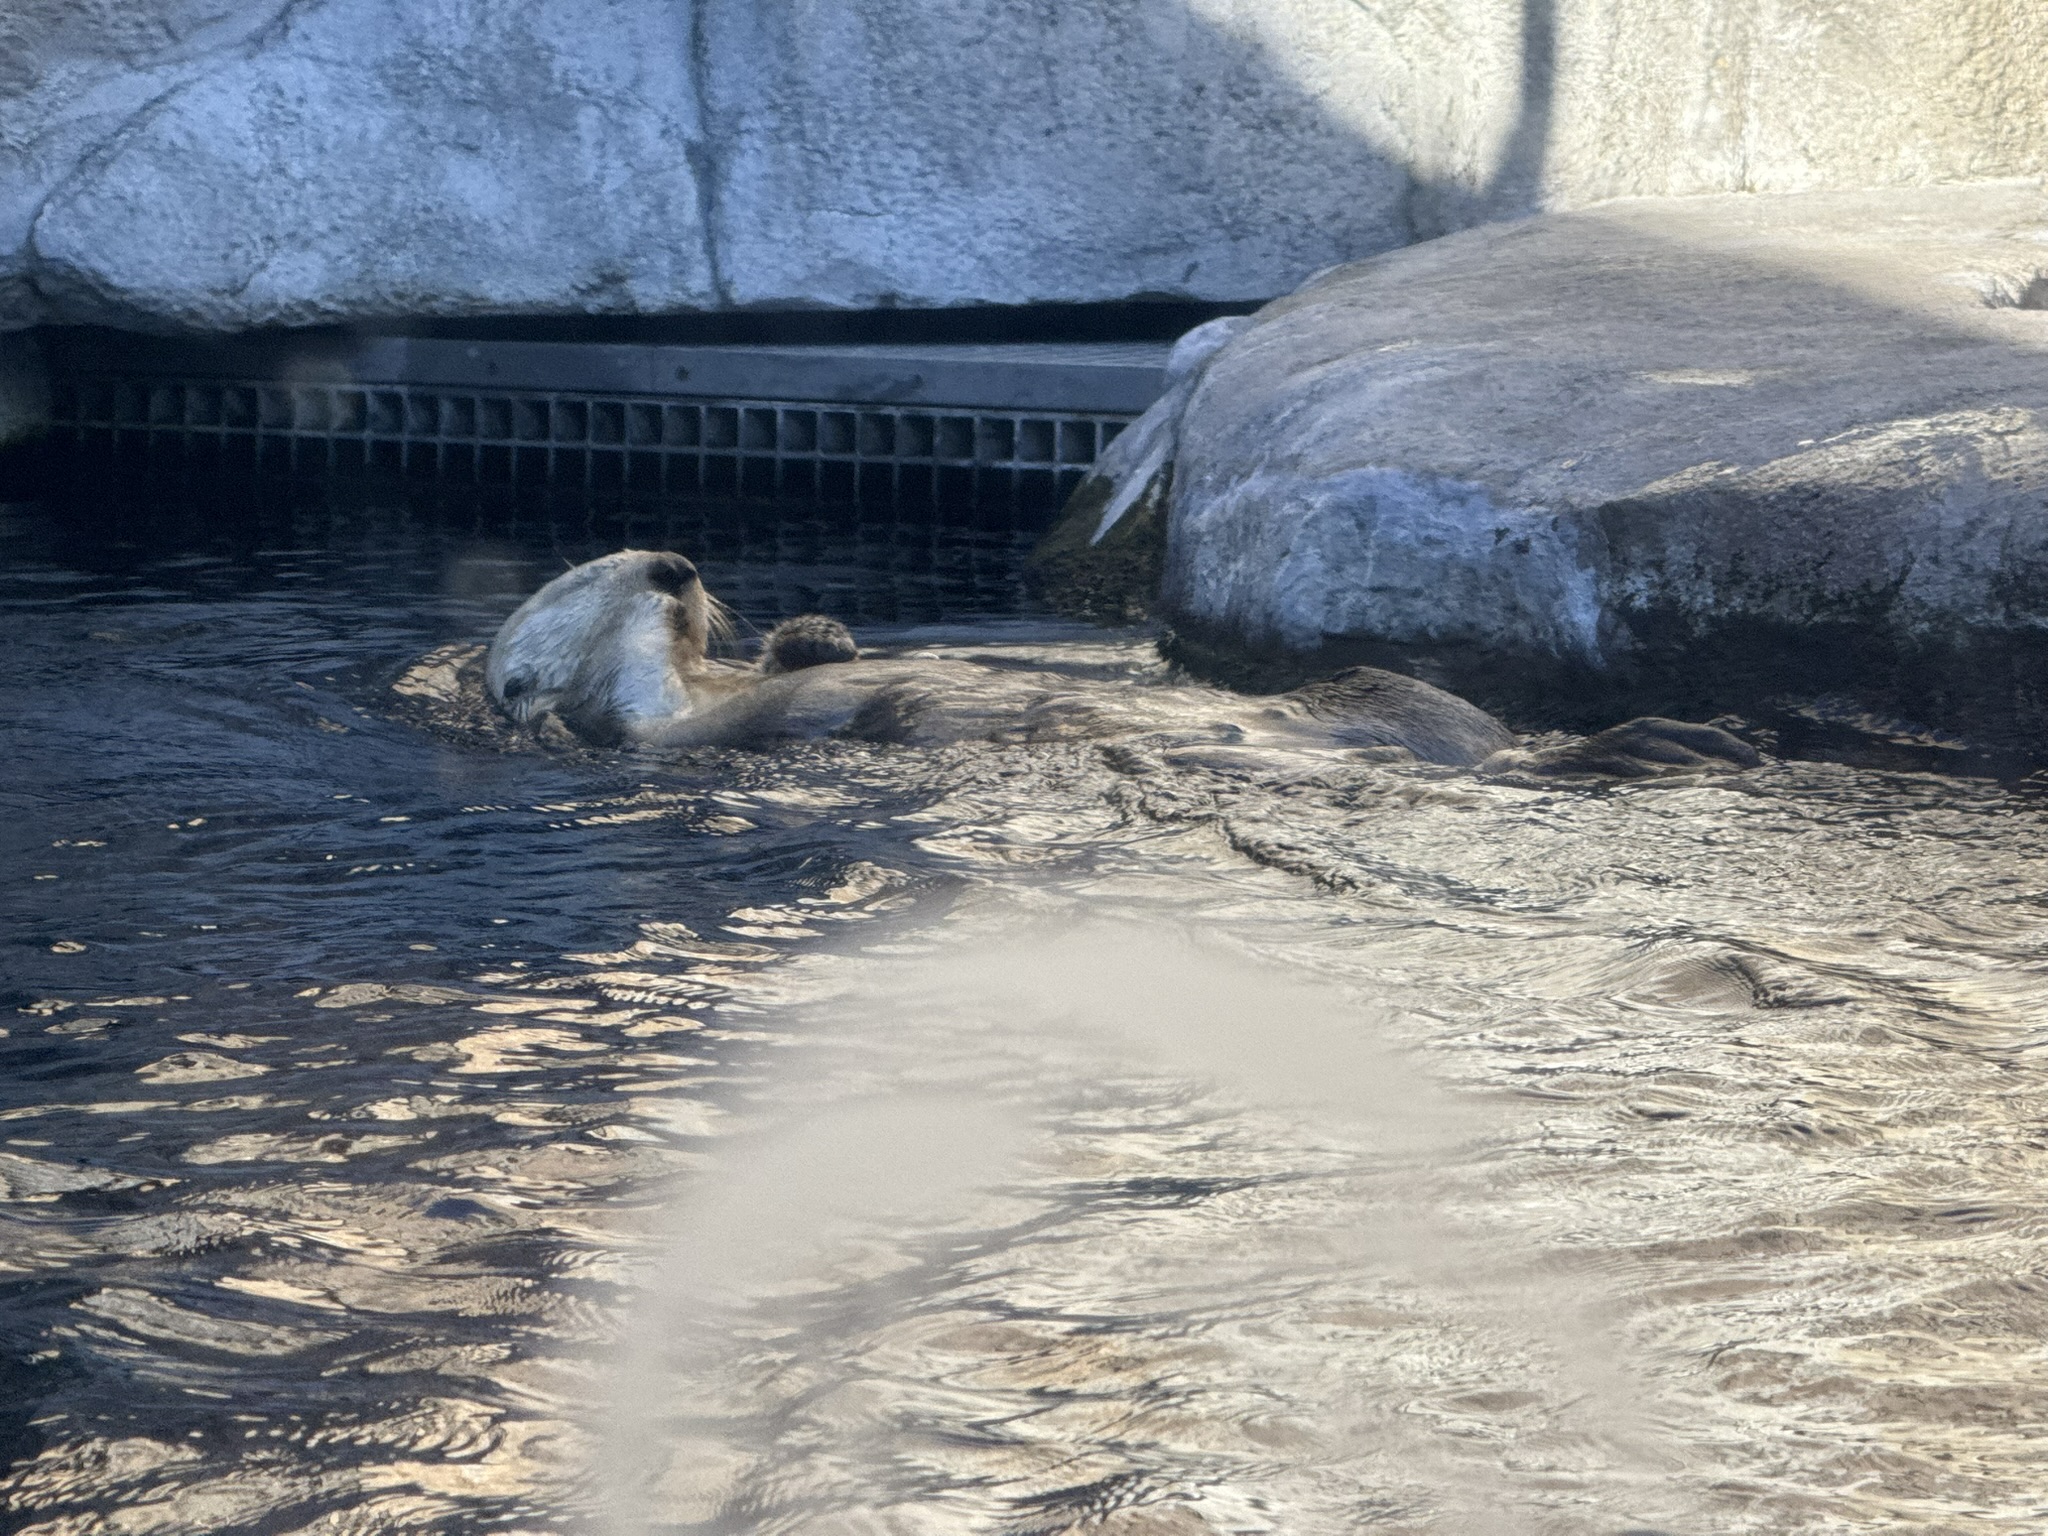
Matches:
[[483, 550, 1756, 775]]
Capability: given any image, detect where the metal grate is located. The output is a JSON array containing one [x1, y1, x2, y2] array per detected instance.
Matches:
[[48, 375, 1128, 511]]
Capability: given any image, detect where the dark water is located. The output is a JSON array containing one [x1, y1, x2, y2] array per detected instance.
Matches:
[[0, 475, 1051, 1534], [7, 472, 2048, 1536]]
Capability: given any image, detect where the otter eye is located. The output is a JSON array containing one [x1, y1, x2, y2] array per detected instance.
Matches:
[[646, 555, 698, 596]]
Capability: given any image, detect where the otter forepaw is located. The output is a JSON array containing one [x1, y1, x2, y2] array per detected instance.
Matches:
[[758, 614, 860, 675]]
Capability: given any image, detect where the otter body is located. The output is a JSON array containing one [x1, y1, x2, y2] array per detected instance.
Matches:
[[482, 550, 1754, 775]]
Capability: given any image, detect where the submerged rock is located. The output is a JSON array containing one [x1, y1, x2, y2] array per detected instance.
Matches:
[[1137, 185, 2048, 748], [1479, 718, 1762, 781]]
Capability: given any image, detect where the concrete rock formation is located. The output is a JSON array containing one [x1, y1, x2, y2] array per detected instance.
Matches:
[[5, 1, 714, 331], [1139, 185, 2048, 744], [4, 1, 2048, 328]]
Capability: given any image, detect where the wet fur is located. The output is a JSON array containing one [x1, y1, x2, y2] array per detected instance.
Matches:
[[759, 614, 860, 674]]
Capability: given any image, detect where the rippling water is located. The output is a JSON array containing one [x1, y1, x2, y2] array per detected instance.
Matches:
[[6, 471, 2048, 1536]]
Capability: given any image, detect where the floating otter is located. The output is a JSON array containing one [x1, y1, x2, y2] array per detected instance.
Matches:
[[483, 549, 1757, 775]]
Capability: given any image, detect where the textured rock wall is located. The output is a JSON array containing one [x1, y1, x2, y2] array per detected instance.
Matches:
[[4, 0, 2048, 329], [6, 2, 713, 330]]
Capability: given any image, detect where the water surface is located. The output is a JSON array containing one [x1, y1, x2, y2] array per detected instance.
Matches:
[[5, 471, 2048, 1535]]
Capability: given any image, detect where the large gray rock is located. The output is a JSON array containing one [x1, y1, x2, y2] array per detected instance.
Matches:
[[6, 0, 2048, 327], [1144, 186, 2048, 742]]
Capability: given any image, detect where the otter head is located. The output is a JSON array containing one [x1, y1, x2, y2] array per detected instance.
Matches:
[[484, 549, 723, 745]]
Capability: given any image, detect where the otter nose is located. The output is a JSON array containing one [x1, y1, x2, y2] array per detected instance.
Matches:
[[645, 553, 699, 596]]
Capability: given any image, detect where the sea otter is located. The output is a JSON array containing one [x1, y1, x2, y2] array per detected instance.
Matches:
[[483, 549, 1758, 775]]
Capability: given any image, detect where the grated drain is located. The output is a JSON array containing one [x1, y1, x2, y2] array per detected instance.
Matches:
[[49, 375, 1128, 511]]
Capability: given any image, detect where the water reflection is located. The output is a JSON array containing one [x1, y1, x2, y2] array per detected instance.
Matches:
[[4, 473, 2048, 1534]]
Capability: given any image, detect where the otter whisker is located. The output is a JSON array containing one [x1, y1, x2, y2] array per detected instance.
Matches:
[[703, 592, 740, 651], [722, 611, 770, 660]]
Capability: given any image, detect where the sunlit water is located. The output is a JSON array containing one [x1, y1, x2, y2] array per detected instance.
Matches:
[[5, 471, 2048, 1536]]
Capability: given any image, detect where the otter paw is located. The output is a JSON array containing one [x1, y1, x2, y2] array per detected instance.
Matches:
[[1482, 717, 1763, 779], [758, 614, 859, 674]]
